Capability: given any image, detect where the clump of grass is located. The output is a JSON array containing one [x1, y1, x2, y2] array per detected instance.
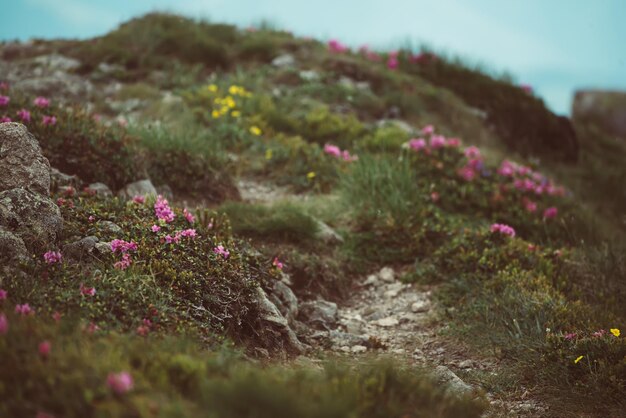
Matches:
[[220, 202, 319, 244]]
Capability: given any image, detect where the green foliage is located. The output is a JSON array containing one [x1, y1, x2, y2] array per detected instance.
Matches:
[[220, 201, 319, 244]]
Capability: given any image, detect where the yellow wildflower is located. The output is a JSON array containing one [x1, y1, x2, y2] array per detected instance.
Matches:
[[306, 171, 316, 180], [231, 110, 241, 118], [208, 84, 218, 92], [249, 126, 262, 136], [229, 85, 240, 95], [610, 328, 621, 337], [265, 149, 273, 160], [574, 355, 584, 364], [211, 110, 220, 119]]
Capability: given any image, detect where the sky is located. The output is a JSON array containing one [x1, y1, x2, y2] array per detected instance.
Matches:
[[1, 0, 625, 115]]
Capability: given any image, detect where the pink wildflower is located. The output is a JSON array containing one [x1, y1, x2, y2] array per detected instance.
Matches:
[[408, 138, 427, 152], [151, 225, 161, 233], [464, 146, 481, 159], [52, 311, 62, 322], [15, 303, 34, 316], [164, 234, 180, 244], [107, 372, 134, 395], [85, 322, 100, 334], [522, 198, 537, 213], [88, 215, 96, 223], [387, 56, 399, 70], [114, 253, 132, 270], [213, 245, 230, 259], [592, 329, 607, 338], [429, 135, 446, 149], [110, 239, 138, 254], [16, 109, 31, 122], [543, 207, 558, 219], [564, 333, 577, 340], [497, 160, 515, 177], [42, 115, 57, 126], [43, 251, 62, 265], [39, 340, 51, 358], [458, 166, 476, 182], [180, 229, 197, 238], [421, 125, 435, 135], [154, 195, 175, 223], [0, 288, 6, 300], [341, 150, 358, 162], [323, 144, 342, 158], [79, 283, 96, 297], [0, 95, 9, 106], [0, 313, 8, 334], [0, 116, 11, 123], [136, 325, 150, 336], [446, 138, 461, 147], [273, 257, 284, 270], [33, 96, 50, 108], [132, 195, 145, 204], [183, 208, 195, 224], [430, 191, 440, 202], [490, 223, 516, 237], [328, 39, 348, 53]]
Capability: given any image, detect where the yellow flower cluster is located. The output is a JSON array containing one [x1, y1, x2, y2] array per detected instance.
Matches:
[[207, 84, 252, 119]]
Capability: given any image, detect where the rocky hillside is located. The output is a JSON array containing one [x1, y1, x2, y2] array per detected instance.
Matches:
[[1, 13, 625, 418]]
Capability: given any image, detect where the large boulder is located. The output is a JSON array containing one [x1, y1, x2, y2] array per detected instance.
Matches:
[[0, 123, 51, 195], [0, 188, 62, 252], [0, 226, 29, 263], [118, 179, 157, 199]]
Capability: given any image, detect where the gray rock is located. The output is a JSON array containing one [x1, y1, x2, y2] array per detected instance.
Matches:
[[88, 182, 112, 197], [0, 188, 62, 252], [0, 226, 29, 262], [97, 221, 122, 234], [378, 267, 395, 283], [50, 168, 80, 190], [255, 286, 304, 353], [272, 54, 296, 67], [0, 123, 51, 195], [410, 299, 430, 313], [314, 219, 343, 244], [118, 179, 157, 199], [299, 70, 320, 81], [269, 280, 299, 325], [363, 274, 379, 287], [329, 330, 365, 347], [63, 236, 99, 260], [299, 300, 338, 329], [94, 241, 112, 255], [433, 366, 473, 396], [32, 54, 81, 71], [351, 345, 367, 353], [375, 316, 399, 327], [156, 184, 174, 201]]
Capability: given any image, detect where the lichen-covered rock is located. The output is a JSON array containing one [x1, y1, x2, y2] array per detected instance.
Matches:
[[0, 188, 62, 252], [63, 236, 99, 260], [299, 300, 338, 329], [269, 280, 299, 325], [0, 226, 29, 262], [50, 167, 80, 191], [255, 286, 304, 354], [118, 179, 157, 199], [0, 123, 51, 195]]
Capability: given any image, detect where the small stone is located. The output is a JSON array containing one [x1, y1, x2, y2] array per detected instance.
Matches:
[[376, 316, 399, 327], [351, 345, 367, 353], [458, 360, 474, 369], [433, 366, 473, 395], [314, 219, 343, 244], [410, 299, 430, 313], [63, 236, 98, 260], [299, 300, 338, 329], [378, 267, 395, 283], [94, 242, 112, 255], [363, 274, 379, 286], [272, 54, 296, 67], [118, 179, 157, 199]]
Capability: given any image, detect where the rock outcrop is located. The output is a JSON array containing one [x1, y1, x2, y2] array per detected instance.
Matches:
[[0, 123, 62, 259]]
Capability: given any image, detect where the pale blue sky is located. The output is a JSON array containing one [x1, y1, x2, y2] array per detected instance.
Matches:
[[2, 0, 625, 115]]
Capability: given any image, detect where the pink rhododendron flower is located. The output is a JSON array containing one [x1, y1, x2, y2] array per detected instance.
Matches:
[[17, 109, 31, 122], [328, 39, 348, 53], [43, 251, 62, 265], [458, 166, 476, 182], [421, 125, 434, 135], [0, 82, 8, 91], [165, 234, 180, 244], [0, 313, 8, 334], [107, 371, 134, 394], [154, 195, 175, 223], [592, 329, 607, 338], [0, 288, 6, 300], [110, 239, 138, 254], [323, 144, 342, 158], [429, 135, 446, 149], [0, 95, 9, 106], [497, 160, 515, 177], [490, 223, 516, 237], [341, 150, 358, 162], [15, 303, 34, 315], [132, 195, 145, 204], [88, 215, 95, 223], [151, 225, 161, 233], [464, 146, 481, 159], [213, 245, 230, 259], [446, 138, 461, 147], [42, 115, 57, 126], [408, 138, 427, 152], [136, 325, 150, 336], [39, 340, 51, 358], [114, 253, 132, 270], [522, 198, 537, 213], [387, 56, 399, 70], [180, 229, 197, 238], [520, 84, 533, 94], [564, 333, 577, 340], [543, 206, 558, 219], [79, 283, 96, 297], [183, 208, 195, 223], [0, 116, 11, 123], [273, 257, 284, 270], [34, 97, 50, 108], [85, 322, 100, 334]]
